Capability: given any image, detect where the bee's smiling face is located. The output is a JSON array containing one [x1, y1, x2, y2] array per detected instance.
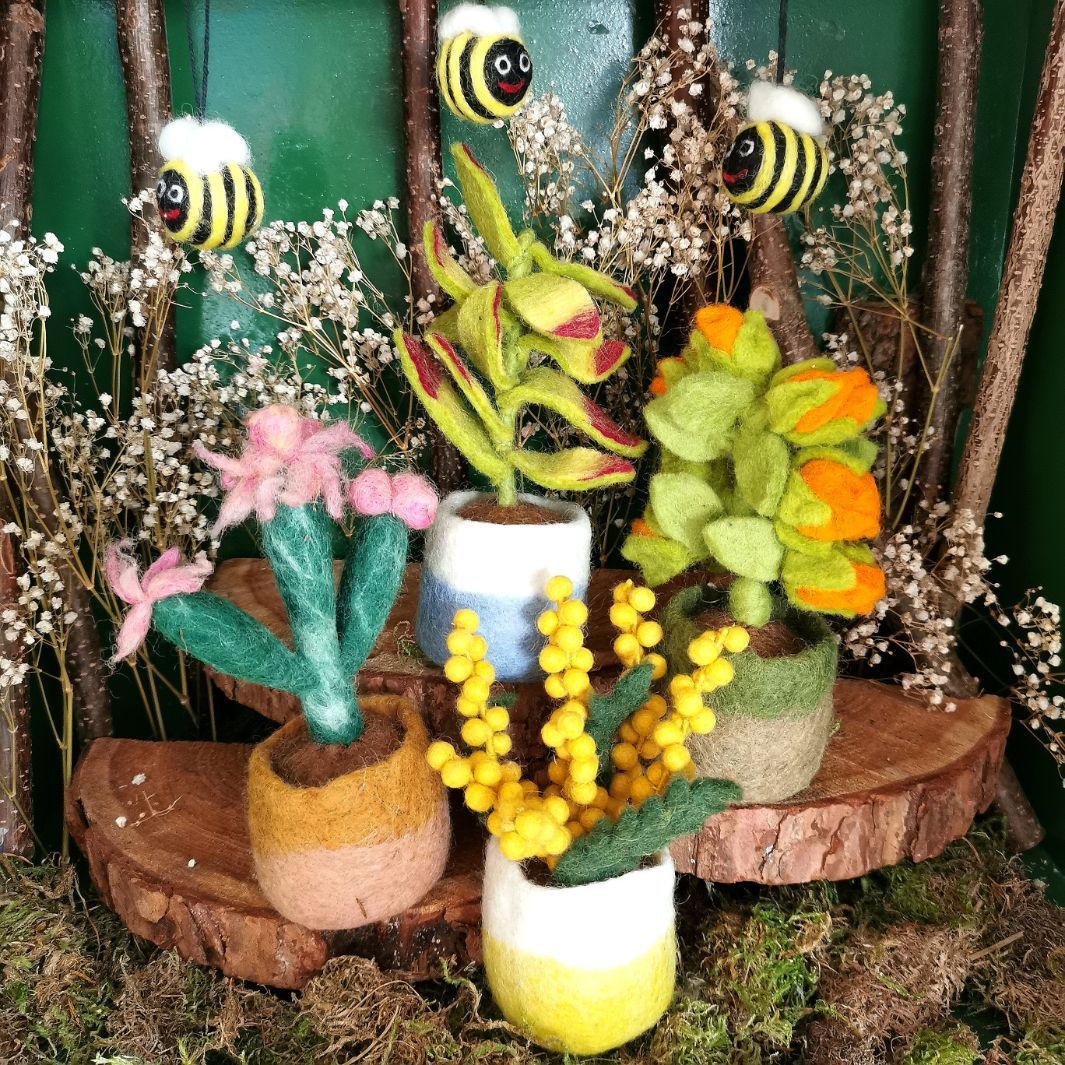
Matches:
[[722, 129, 763, 193], [484, 37, 532, 105], [156, 168, 190, 232]]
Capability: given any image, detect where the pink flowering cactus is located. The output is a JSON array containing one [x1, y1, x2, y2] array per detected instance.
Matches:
[[348, 469, 438, 530], [194, 405, 374, 533], [105, 545, 213, 662]]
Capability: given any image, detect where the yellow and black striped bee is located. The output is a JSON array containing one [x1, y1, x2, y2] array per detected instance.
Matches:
[[437, 30, 532, 124], [722, 121, 828, 215], [155, 160, 263, 250]]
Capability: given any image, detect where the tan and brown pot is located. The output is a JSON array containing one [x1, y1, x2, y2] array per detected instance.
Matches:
[[246, 693, 450, 930]]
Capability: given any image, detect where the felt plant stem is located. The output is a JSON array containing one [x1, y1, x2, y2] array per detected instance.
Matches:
[[397, 144, 646, 504]]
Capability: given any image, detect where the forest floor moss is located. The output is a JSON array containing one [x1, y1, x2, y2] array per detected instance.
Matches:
[[2, 818, 1063, 1064]]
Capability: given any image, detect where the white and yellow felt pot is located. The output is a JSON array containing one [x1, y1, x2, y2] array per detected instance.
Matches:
[[481, 838, 677, 1055]]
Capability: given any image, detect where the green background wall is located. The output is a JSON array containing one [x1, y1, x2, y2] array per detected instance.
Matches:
[[27, 1, 1062, 863]]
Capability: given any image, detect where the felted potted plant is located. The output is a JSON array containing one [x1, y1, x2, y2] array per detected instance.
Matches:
[[395, 143, 646, 681], [621, 304, 886, 803], [426, 575, 742, 1055], [106, 404, 446, 930]]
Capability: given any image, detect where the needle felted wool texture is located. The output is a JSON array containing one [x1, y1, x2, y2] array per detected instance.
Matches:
[[661, 584, 838, 804], [481, 838, 677, 1055], [417, 491, 590, 681], [247, 695, 450, 930], [623, 305, 887, 626]]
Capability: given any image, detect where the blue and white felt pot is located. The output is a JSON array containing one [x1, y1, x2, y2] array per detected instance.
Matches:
[[417, 490, 592, 682]]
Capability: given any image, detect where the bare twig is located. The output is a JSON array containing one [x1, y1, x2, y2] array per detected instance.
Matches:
[[916, 0, 983, 511], [399, 0, 466, 495]]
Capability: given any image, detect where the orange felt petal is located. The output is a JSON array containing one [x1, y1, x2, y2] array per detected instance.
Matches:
[[789, 367, 880, 434], [631, 517, 659, 538], [694, 304, 745, 355], [797, 459, 881, 541], [796, 561, 885, 614]]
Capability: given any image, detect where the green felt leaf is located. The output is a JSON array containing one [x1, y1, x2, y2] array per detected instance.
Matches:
[[424, 303, 460, 342], [337, 514, 407, 679], [648, 471, 723, 552], [774, 519, 835, 557], [730, 310, 782, 383], [644, 371, 756, 462], [422, 220, 476, 303], [621, 527, 699, 587], [703, 515, 784, 582], [777, 469, 831, 530], [508, 446, 635, 492], [395, 330, 511, 486], [795, 438, 878, 473], [451, 143, 521, 266], [517, 331, 631, 385], [497, 366, 647, 458], [424, 332, 508, 445], [585, 662, 654, 778], [527, 241, 638, 310], [457, 280, 520, 390], [551, 776, 741, 886], [780, 546, 854, 591], [733, 426, 790, 517], [504, 274, 601, 342], [728, 577, 773, 627], [153, 592, 315, 695]]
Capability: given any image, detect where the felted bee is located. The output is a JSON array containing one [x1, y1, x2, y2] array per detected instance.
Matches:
[[722, 82, 829, 215], [437, 3, 532, 123], [156, 117, 263, 249]]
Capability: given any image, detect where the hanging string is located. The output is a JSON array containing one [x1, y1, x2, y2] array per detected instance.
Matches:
[[182, 0, 212, 118], [776, 0, 788, 84]]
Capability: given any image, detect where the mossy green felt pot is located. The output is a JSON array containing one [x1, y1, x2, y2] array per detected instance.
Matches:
[[662, 585, 839, 804]]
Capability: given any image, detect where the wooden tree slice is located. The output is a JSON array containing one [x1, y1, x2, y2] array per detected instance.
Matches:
[[671, 679, 1011, 883], [66, 737, 482, 990], [205, 561, 633, 767]]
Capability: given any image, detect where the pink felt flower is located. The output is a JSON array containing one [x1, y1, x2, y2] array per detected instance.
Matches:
[[194, 405, 373, 532], [347, 470, 438, 530], [105, 545, 213, 662]]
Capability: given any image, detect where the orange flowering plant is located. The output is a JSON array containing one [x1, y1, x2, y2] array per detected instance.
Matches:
[[622, 304, 886, 626]]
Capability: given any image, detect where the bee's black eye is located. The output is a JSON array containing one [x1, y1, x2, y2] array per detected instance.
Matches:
[[518, 52, 531, 73], [739, 138, 755, 157], [156, 179, 166, 197], [494, 55, 512, 76], [167, 185, 185, 204]]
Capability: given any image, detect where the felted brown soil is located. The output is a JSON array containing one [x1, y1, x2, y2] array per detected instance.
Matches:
[[697, 609, 807, 657], [270, 711, 403, 788], [458, 498, 569, 525]]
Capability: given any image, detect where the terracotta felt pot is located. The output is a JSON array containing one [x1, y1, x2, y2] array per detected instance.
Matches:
[[246, 693, 450, 930], [481, 839, 677, 1055], [662, 584, 839, 804], [416, 489, 592, 682]]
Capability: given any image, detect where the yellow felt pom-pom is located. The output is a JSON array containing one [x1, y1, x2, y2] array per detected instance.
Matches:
[[561, 668, 590, 698], [614, 633, 641, 664], [426, 740, 457, 771], [557, 710, 585, 741], [546, 575, 574, 602], [489, 732, 513, 757], [473, 758, 503, 787], [486, 811, 505, 837], [541, 721, 564, 749], [543, 674, 567, 700], [723, 626, 750, 653], [569, 757, 598, 784], [498, 780, 524, 803], [453, 609, 479, 632], [462, 676, 491, 704], [537, 609, 559, 637], [446, 629, 472, 656], [691, 707, 717, 734], [646, 761, 668, 787], [609, 772, 632, 799], [609, 602, 639, 631], [455, 696, 481, 718], [545, 827, 572, 856], [706, 657, 735, 687], [670, 674, 696, 697], [611, 742, 639, 770], [484, 705, 510, 732], [675, 690, 705, 719], [662, 744, 692, 773], [618, 721, 639, 744], [547, 759, 568, 785], [500, 831, 527, 861], [558, 598, 589, 626], [554, 625, 584, 653], [631, 707, 659, 736], [440, 758, 472, 789], [687, 635, 720, 667], [579, 807, 606, 831], [461, 718, 492, 748], [568, 779, 598, 805], [501, 760, 522, 783], [592, 785, 610, 810], [639, 739, 661, 761], [630, 775, 654, 803], [653, 721, 685, 748], [468, 635, 488, 662], [544, 794, 570, 824], [444, 656, 474, 683], [629, 586, 656, 613], [464, 781, 496, 813], [515, 809, 547, 841], [474, 660, 496, 683], [636, 620, 664, 648], [571, 647, 595, 672], [539, 644, 568, 675], [612, 580, 633, 604], [568, 734, 596, 760], [645, 652, 668, 680]]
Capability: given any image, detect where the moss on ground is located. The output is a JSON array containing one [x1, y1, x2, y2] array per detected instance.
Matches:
[[2, 818, 1064, 1064]]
